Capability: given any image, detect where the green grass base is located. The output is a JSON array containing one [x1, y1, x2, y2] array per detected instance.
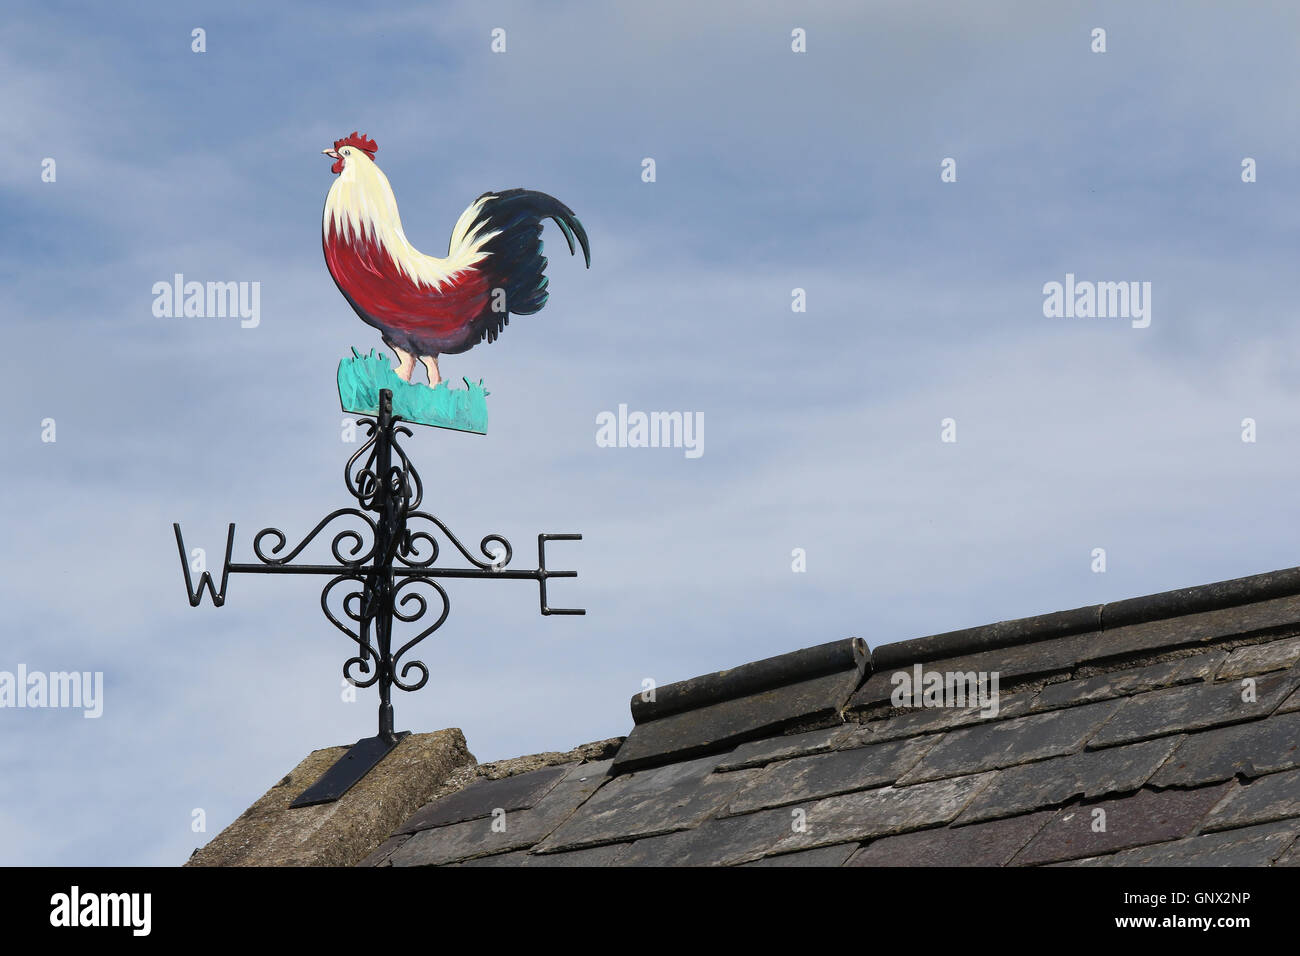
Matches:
[[337, 348, 489, 434]]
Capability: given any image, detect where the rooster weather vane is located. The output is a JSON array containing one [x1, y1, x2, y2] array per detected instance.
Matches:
[[323, 131, 590, 432], [173, 132, 589, 805]]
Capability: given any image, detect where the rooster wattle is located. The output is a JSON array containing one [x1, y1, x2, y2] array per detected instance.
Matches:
[[322, 132, 590, 387]]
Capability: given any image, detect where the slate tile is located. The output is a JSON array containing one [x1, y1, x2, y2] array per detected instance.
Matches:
[[848, 671, 903, 712], [897, 700, 1121, 784], [724, 735, 934, 815], [1217, 637, 1300, 680], [1274, 839, 1300, 866], [1030, 654, 1224, 713], [1201, 769, 1300, 832], [458, 844, 632, 867], [533, 754, 758, 853], [357, 833, 411, 867], [397, 763, 570, 833], [453, 851, 530, 867], [521, 843, 632, 866], [765, 772, 995, 854], [846, 812, 1055, 866], [388, 760, 612, 866], [1012, 784, 1231, 865], [714, 725, 854, 772], [614, 806, 797, 866], [1089, 670, 1300, 748], [742, 844, 858, 867], [1064, 820, 1300, 866], [1149, 711, 1300, 786], [1276, 685, 1300, 714], [956, 736, 1182, 824], [856, 691, 1035, 743]]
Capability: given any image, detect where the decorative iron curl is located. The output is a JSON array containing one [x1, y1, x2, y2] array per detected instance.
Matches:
[[398, 511, 513, 571], [387, 577, 449, 692], [387, 424, 424, 512], [344, 418, 423, 515], [251, 508, 378, 567], [343, 419, 380, 507], [320, 573, 382, 689]]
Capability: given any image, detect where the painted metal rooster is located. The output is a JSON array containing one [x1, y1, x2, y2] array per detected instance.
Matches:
[[322, 132, 590, 387]]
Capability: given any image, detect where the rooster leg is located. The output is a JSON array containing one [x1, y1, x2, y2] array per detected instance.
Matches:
[[420, 355, 442, 388], [391, 346, 416, 382]]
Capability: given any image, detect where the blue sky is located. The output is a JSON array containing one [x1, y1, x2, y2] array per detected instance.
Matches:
[[2, 1, 1299, 865]]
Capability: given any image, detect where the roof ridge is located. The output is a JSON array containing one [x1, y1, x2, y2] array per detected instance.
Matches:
[[628, 638, 868, 725], [872, 565, 1300, 670]]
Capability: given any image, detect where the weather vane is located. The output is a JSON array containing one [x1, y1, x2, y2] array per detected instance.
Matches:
[[322, 130, 589, 430], [173, 132, 590, 805]]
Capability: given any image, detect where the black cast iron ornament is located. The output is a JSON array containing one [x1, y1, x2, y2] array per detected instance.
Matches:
[[173, 389, 583, 806]]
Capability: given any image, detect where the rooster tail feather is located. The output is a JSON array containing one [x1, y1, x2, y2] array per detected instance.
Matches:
[[468, 189, 590, 329]]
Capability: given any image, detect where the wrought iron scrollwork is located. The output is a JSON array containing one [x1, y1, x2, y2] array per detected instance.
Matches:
[[399, 512, 512, 570], [172, 387, 584, 804], [252, 509, 378, 567]]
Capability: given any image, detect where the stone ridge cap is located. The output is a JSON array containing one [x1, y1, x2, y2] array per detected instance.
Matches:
[[627, 637, 869, 726], [871, 564, 1300, 671]]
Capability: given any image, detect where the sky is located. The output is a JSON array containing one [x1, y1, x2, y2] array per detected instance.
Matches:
[[2, 0, 1299, 865]]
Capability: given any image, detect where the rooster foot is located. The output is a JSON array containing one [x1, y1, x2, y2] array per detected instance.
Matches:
[[420, 355, 442, 389], [392, 347, 416, 382]]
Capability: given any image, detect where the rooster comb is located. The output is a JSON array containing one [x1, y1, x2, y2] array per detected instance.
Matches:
[[334, 131, 378, 157]]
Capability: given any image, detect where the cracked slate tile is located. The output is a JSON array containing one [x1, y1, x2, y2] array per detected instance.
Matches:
[[897, 699, 1121, 784], [1149, 711, 1300, 787], [956, 736, 1182, 824], [1201, 768, 1300, 832], [1011, 784, 1231, 866]]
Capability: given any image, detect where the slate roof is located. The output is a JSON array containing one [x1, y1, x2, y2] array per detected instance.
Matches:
[[362, 567, 1300, 867]]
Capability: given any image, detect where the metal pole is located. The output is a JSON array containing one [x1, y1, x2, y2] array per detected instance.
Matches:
[[374, 388, 396, 744]]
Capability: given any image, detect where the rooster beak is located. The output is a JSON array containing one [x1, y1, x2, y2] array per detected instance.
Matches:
[[323, 148, 340, 159]]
